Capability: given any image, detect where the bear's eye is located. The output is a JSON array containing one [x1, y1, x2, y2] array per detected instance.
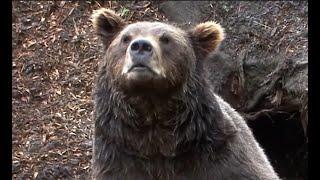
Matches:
[[160, 34, 170, 44], [122, 35, 131, 43]]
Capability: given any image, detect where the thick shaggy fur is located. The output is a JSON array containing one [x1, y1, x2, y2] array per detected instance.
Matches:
[[91, 8, 280, 180]]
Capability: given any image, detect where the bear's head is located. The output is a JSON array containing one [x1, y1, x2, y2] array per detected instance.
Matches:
[[92, 8, 224, 97]]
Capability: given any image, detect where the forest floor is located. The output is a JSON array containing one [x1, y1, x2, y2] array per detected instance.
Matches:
[[12, 1, 167, 179], [12, 1, 307, 179]]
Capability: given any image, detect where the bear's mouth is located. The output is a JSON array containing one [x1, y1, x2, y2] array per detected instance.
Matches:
[[128, 63, 154, 73]]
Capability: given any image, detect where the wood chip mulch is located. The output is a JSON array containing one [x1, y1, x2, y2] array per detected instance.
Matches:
[[12, 1, 167, 179]]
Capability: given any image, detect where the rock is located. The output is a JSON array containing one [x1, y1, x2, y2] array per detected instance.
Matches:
[[70, 159, 79, 165], [28, 139, 42, 153], [80, 140, 92, 149], [36, 164, 72, 180], [159, 1, 212, 26], [12, 161, 21, 173], [43, 140, 61, 151]]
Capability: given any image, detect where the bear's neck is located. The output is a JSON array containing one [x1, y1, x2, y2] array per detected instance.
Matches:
[[93, 74, 233, 159]]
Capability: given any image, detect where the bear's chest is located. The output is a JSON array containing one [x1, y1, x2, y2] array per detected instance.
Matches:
[[106, 150, 237, 180]]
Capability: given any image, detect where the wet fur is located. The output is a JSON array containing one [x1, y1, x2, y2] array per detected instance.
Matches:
[[91, 8, 280, 180]]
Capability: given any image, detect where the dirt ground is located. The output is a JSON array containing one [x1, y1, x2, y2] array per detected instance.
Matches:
[[12, 1, 167, 179], [12, 1, 307, 179]]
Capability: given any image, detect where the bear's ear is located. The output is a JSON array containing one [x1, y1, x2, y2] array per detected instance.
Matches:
[[91, 8, 126, 48], [188, 21, 225, 57]]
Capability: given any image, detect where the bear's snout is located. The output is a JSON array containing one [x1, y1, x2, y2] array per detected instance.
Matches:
[[129, 39, 153, 62]]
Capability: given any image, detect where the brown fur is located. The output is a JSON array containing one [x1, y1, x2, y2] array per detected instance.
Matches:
[[189, 21, 225, 58], [91, 8, 126, 48], [91, 8, 280, 180]]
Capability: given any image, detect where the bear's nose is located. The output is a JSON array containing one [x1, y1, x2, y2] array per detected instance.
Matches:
[[130, 39, 153, 59]]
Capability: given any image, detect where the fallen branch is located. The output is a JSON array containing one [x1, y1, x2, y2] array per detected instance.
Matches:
[[243, 108, 289, 121]]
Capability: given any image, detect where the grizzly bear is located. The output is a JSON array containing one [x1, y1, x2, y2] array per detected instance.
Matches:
[[91, 8, 280, 180]]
